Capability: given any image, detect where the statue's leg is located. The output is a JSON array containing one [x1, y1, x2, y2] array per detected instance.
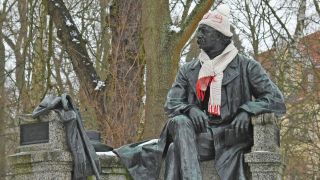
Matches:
[[196, 132, 215, 162], [164, 143, 180, 180], [165, 115, 202, 180], [211, 125, 253, 180]]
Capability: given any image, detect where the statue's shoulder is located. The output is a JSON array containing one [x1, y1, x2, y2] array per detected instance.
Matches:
[[237, 53, 261, 67], [180, 58, 199, 71]]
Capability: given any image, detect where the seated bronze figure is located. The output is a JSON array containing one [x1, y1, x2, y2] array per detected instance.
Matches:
[[115, 4, 286, 180]]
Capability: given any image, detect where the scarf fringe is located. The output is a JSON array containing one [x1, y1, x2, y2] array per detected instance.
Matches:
[[208, 104, 221, 116]]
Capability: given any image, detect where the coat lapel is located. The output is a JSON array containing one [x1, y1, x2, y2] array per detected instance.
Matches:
[[188, 60, 201, 94], [187, 55, 239, 95], [222, 55, 239, 86]]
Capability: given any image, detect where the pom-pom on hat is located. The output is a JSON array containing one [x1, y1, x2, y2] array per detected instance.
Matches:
[[198, 4, 233, 37]]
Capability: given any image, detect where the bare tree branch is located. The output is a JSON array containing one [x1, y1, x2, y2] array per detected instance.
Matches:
[[180, 0, 192, 24], [47, 0, 106, 103], [173, 0, 214, 64], [313, 0, 320, 17], [262, 0, 294, 42], [294, 0, 306, 39]]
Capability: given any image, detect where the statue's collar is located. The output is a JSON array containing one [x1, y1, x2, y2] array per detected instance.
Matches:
[[191, 54, 238, 70], [188, 55, 239, 87]]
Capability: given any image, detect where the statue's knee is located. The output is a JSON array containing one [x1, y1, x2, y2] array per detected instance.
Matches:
[[170, 115, 193, 129], [168, 115, 195, 141]]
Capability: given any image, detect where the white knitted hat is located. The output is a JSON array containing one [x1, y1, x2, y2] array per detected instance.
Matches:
[[198, 4, 233, 37]]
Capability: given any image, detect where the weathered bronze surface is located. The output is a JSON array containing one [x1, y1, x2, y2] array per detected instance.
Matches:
[[86, 130, 101, 142]]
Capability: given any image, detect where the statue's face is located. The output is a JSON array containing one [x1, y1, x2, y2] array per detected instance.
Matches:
[[196, 24, 227, 52]]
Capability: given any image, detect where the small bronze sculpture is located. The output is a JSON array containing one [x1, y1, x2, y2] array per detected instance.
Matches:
[[115, 4, 286, 180], [32, 94, 101, 180]]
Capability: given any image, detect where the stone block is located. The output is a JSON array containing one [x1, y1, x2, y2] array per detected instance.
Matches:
[[200, 160, 221, 180], [97, 150, 221, 180], [97, 152, 133, 180], [16, 111, 69, 153], [7, 111, 73, 180], [245, 152, 283, 180], [7, 150, 72, 180], [251, 114, 280, 153], [160, 159, 221, 180], [245, 113, 284, 180]]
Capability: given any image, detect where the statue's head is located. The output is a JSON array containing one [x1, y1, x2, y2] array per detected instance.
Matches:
[[196, 4, 233, 56], [196, 24, 231, 53]]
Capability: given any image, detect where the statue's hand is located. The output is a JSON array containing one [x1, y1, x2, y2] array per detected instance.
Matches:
[[231, 111, 250, 136], [188, 107, 208, 133]]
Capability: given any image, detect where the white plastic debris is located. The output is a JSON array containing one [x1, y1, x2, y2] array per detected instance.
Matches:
[[138, 139, 159, 147], [66, 19, 72, 27], [96, 151, 116, 156], [94, 80, 106, 90], [70, 30, 77, 37], [169, 25, 181, 33]]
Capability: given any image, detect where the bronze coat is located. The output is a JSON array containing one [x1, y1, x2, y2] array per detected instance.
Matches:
[[164, 54, 286, 120]]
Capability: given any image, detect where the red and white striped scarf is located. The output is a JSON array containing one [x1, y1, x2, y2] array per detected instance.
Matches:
[[196, 42, 238, 116]]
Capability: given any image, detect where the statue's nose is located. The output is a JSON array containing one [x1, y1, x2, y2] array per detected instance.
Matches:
[[196, 32, 203, 40]]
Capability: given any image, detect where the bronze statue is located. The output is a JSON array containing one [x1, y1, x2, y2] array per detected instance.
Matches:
[[33, 94, 101, 180], [115, 4, 286, 180]]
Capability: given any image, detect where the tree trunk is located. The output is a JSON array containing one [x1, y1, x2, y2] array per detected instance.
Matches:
[[314, 0, 320, 16], [185, 37, 201, 62], [106, 0, 144, 145], [0, 23, 7, 177], [96, 0, 111, 80], [142, 0, 173, 138], [30, 1, 49, 110], [142, 0, 214, 138], [16, 0, 28, 112]]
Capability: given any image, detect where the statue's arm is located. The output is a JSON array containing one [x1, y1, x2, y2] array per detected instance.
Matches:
[[164, 65, 194, 118], [239, 60, 286, 117]]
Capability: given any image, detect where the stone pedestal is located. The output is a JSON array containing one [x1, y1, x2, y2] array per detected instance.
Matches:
[[97, 152, 133, 180], [6, 110, 285, 180], [158, 158, 220, 180], [97, 148, 220, 180], [200, 160, 221, 180], [1, 116, 19, 178], [245, 113, 284, 180], [7, 111, 73, 180]]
